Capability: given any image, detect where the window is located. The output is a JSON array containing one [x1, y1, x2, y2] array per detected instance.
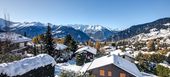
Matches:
[[108, 71, 112, 76], [100, 69, 105, 76], [120, 72, 126, 77]]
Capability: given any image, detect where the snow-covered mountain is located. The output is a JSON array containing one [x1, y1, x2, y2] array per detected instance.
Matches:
[[67, 24, 115, 41], [0, 18, 91, 42], [129, 27, 170, 44], [107, 17, 170, 41], [52, 26, 91, 42]]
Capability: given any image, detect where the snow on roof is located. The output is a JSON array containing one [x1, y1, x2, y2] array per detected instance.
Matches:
[[75, 46, 97, 55], [103, 46, 114, 49], [0, 32, 32, 43], [140, 51, 156, 54], [110, 49, 123, 55], [125, 47, 132, 51], [55, 44, 67, 50], [0, 54, 56, 76], [80, 55, 142, 77], [123, 51, 134, 58], [101, 46, 116, 52], [110, 49, 134, 58]]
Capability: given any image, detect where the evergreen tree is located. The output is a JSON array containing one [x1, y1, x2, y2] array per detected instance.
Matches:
[[44, 24, 54, 56], [76, 53, 85, 66], [111, 42, 116, 47], [33, 44, 37, 56], [70, 40, 78, 52], [64, 34, 72, 46], [64, 34, 78, 52]]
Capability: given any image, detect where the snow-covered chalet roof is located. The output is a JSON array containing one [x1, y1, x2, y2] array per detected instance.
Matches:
[[101, 45, 116, 51], [103, 46, 114, 49], [0, 54, 56, 76], [75, 46, 97, 55], [110, 49, 123, 55], [55, 43, 67, 50], [0, 32, 31, 43], [80, 54, 142, 77]]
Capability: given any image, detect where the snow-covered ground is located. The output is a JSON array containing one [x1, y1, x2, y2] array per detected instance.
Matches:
[[55, 59, 82, 77]]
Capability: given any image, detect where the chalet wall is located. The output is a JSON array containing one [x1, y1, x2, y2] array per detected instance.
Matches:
[[89, 64, 135, 77], [0, 64, 55, 77]]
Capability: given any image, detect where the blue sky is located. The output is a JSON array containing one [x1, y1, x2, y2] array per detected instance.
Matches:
[[0, 0, 170, 30]]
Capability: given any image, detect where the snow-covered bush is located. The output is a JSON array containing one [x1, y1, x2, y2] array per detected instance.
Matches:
[[76, 53, 85, 66]]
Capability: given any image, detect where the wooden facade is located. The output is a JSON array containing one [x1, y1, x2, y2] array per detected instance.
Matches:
[[89, 64, 135, 77]]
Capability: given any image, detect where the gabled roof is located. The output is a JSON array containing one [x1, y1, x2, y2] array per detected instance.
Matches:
[[0, 32, 31, 43], [75, 46, 97, 55], [110, 49, 124, 55], [55, 43, 67, 50], [80, 55, 142, 77], [103, 45, 115, 49], [101, 45, 116, 52]]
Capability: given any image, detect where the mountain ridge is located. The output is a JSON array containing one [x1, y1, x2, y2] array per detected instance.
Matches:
[[0, 18, 92, 42], [107, 17, 170, 41]]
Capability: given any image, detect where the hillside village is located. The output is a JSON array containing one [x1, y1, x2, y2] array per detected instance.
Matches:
[[1, 18, 170, 77], [1, 0, 170, 77], [0, 16, 169, 77]]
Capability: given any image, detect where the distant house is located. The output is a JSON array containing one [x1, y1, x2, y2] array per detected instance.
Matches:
[[55, 43, 68, 51], [100, 45, 116, 54], [75, 46, 97, 62], [0, 54, 56, 77], [120, 51, 135, 62], [0, 32, 31, 47], [110, 49, 135, 62], [54, 43, 71, 62], [80, 55, 142, 77], [0, 32, 31, 54]]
